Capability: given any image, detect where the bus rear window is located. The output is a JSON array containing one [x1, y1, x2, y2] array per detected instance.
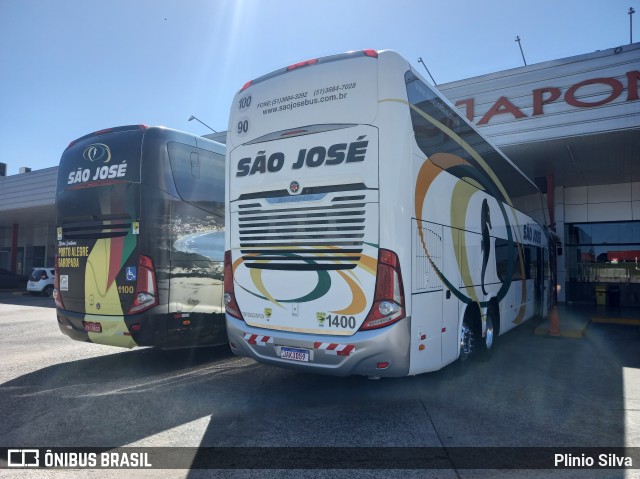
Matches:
[[168, 142, 225, 211], [57, 130, 143, 193]]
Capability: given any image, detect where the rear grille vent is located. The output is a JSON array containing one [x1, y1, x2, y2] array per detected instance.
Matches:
[[60, 214, 133, 240], [238, 198, 367, 271]]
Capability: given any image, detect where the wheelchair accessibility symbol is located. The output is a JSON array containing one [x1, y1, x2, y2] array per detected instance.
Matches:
[[126, 266, 137, 282]]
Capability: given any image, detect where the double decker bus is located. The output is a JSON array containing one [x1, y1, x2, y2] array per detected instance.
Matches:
[[55, 125, 227, 349], [224, 50, 555, 377]]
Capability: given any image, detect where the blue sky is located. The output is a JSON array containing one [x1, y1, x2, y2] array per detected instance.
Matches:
[[0, 0, 636, 174]]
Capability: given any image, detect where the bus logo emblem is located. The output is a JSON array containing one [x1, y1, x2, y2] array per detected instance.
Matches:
[[264, 308, 272, 319], [289, 181, 301, 195], [83, 143, 112, 164]]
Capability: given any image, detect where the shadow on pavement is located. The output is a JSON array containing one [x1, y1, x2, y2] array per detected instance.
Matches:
[[0, 304, 637, 474], [0, 291, 55, 308]]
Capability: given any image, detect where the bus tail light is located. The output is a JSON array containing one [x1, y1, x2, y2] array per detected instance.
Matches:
[[127, 254, 158, 314], [360, 249, 406, 331], [239, 50, 377, 93], [287, 58, 318, 71], [224, 250, 244, 321], [53, 255, 64, 309]]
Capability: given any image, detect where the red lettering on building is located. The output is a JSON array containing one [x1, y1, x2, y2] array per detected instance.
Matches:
[[454, 70, 639, 125], [565, 77, 624, 107], [454, 98, 475, 121], [477, 96, 526, 125], [627, 70, 640, 101], [533, 87, 561, 116]]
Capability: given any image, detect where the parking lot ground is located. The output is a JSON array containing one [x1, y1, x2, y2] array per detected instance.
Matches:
[[0, 293, 639, 478]]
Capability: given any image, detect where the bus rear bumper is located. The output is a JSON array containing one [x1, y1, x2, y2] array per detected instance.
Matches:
[[56, 308, 138, 348], [56, 308, 228, 349], [226, 315, 411, 377]]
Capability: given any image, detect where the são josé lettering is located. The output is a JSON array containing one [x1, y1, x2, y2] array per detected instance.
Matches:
[[67, 163, 127, 185], [236, 137, 368, 176]]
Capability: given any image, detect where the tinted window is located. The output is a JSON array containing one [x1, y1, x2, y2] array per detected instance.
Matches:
[[57, 129, 143, 193], [405, 71, 547, 227], [566, 222, 640, 246], [30, 269, 48, 281], [168, 142, 225, 213], [495, 239, 535, 281]]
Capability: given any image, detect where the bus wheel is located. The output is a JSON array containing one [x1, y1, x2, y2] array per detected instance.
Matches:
[[459, 308, 478, 361], [479, 305, 498, 360]]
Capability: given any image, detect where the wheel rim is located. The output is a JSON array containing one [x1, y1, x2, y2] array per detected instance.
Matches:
[[485, 315, 494, 350], [460, 322, 474, 360]]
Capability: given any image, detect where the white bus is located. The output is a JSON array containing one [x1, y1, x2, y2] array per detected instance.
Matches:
[[224, 50, 554, 377]]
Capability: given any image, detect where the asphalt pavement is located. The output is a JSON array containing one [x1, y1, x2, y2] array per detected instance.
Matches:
[[0, 291, 639, 478]]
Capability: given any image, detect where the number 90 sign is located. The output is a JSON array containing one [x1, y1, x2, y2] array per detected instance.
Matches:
[[237, 117, 249, 137]]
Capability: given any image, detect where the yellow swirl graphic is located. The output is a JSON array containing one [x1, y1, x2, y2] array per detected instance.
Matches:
[[232, 248, 377, 315], [382, 97, 527, 317], [332, 270, 367, 315]]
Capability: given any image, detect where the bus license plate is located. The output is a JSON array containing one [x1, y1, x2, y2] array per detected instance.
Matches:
[[280, 347, 309, 362], [84, 321, 102, 333]]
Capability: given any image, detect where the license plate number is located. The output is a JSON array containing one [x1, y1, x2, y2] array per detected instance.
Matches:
[[84, 321, 102, 333], [280, 347, 309, 362]]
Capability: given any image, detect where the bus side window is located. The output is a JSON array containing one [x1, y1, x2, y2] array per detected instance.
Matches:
[[191, 152, 200, 178], [495, 238, 510, 282], [168, 141, 225, 212]]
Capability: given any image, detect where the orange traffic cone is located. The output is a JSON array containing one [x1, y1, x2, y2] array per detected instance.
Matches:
[[548, 305, 561, 337]]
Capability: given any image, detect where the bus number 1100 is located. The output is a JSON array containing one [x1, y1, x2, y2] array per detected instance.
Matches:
[[117, 285, 134, 294]]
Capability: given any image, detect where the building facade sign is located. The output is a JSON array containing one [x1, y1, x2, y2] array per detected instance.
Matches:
[[439, 43, 640, 146], [454, 70, 639, 125]]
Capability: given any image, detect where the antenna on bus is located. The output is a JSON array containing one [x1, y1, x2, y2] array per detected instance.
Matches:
[[188, 115, 217, 133], [515, 36, 527, 66], [417, 57, 437, 85], [630, 7, 636, 44]]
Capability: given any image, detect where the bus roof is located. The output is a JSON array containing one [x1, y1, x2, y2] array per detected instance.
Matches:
[[239, 49, 379, 94]]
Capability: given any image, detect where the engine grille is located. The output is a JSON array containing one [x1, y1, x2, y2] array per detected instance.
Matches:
[[59, 213, 133, 240], [237, 195, 369, 271]]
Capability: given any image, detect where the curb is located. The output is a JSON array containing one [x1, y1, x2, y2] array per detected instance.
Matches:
[[534, 321, 589, 339], [591, 317, 640, 326]]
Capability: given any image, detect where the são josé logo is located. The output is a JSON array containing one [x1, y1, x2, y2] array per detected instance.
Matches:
[[289, 180, 301, 195], [67, 143, 126, 185], [83, 144, 112, 164]]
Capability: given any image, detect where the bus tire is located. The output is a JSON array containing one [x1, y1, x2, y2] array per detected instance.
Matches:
[[479, 302, 498, 360], [459, 306, 480, 362]]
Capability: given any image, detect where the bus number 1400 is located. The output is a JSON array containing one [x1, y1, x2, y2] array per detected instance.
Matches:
[[327, 315, 356, 329]]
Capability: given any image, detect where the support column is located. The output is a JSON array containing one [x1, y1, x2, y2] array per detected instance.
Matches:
[[546, 175, 555, 232], [10, 223, 18, 273]]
